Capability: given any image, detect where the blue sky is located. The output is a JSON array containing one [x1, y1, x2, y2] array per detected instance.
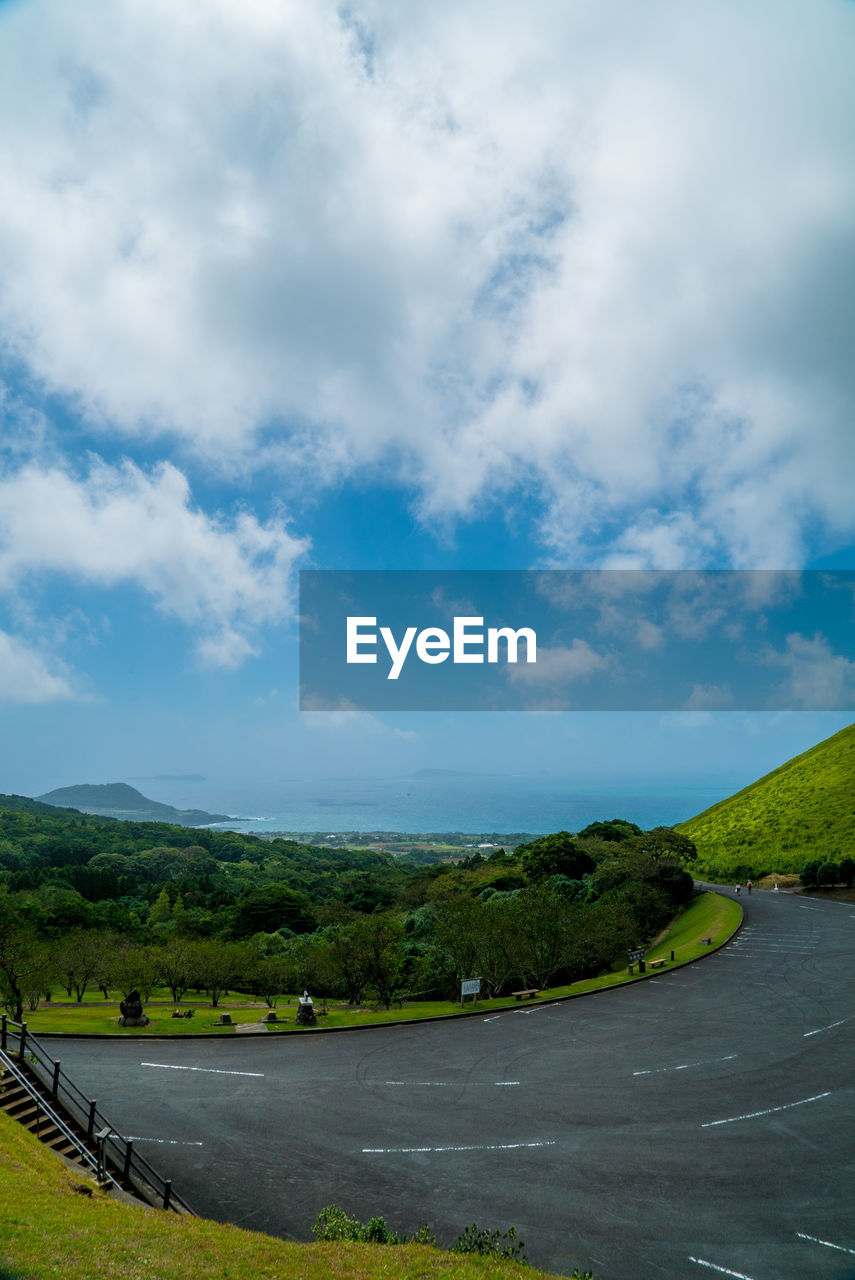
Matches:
[[0, 0, 853, 811]]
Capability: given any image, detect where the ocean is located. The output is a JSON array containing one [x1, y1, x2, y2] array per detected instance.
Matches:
[[162, 773, 729, 837]]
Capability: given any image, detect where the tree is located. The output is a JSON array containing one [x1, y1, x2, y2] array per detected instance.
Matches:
[[516, 833, 596, 883], [839, 857, 855, 889], [628, 828, 697, 863], [577, 819, 641, 843], [800, 860, 822, 889], [54, 930, 107, 1002], [110, 942, 160, 1000], [252, 956, 293, 1008], [156, 938, 197, 1003], [0, 890, 40, 1021], [22, 941, 54, 1012], [232, 884, 316, 937], [192, 940, 243, 1007], [361, 914, 406, 1009], [817, 861, 840, 890], [149, 886, 173, 922], [325, 921, 373, 1006], [505, 888, 577, 989]]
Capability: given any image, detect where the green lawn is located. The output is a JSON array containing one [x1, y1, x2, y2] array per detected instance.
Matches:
[[21, 892, 741, 1037], [0, 1109, 581, 1280]]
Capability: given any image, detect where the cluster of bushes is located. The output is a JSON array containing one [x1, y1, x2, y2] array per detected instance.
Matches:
[[800, 857, 855, 890], [311, 1206, 595, 1276]]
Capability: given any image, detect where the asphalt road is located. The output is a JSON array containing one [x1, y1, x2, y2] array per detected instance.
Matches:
[[53, 888, 855, 1280]]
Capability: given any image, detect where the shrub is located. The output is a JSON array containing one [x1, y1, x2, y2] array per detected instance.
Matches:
[[452, 1223, 527, 1263], [312, 1205, 433, 1247]]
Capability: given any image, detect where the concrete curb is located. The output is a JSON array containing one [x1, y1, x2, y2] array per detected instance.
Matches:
[[31, 890, 743, 1043]]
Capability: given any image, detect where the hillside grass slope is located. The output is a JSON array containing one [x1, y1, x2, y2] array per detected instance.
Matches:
[[0, 1111, 577, 1280], [676, 723, 855, 880]]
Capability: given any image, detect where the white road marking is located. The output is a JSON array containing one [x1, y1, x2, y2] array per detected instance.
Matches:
[[799, 905, 820, 911], [702, 1091, 831, 1128], [634, 1054, 736, 1077], [383, 1081, 520, 1087], [689, 1258, 756, 1278], [483, 1014, 501, 1022], [140, 1062, 264, 1077], [363, 1140, 556, 1154], [804, 1017, 851, 1037], [127, 1135, 204, 1146], [796, 1231, 855, 1256]]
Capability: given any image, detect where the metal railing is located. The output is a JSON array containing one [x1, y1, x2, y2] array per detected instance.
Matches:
[[0, 1044, 122, 1190], [0, 1014, 193, 1214]]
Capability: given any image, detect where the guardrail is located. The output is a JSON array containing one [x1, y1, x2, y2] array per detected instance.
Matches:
[[0, 1014, 193, 1214], [0, 1044, 123, 1191]]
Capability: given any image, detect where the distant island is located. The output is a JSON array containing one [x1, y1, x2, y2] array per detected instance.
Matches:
[[36, 782, 232, 827]]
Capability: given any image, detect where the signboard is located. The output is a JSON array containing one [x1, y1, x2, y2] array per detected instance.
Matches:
[[627, 948, 644, 964], [461, 978, 481, 996]]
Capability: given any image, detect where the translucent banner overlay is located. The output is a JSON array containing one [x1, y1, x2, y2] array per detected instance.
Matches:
[[299, 570, 855, 711]]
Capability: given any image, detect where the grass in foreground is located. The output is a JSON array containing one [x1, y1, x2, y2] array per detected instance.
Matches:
[[22, 892, 741, 1037], [0, 1111, 577, 1280]]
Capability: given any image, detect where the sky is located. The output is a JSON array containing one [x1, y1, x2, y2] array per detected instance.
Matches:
[[0, 0, 853, 811]]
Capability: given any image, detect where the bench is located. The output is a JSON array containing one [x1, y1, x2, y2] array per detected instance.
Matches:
[[701, 936, 713, 946], [648, 959, 666, 969], [511, 989, 540, 1001], [171, 1008, 194, 1018]]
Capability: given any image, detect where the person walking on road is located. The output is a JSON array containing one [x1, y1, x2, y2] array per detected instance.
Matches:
[[747, 879, 753, 894], [735, 882, 741, 894]]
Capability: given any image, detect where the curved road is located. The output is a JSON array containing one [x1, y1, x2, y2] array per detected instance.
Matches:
[[55, 889, 855, 1280]]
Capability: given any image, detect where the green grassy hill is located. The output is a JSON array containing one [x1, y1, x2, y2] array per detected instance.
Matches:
[[676, 723, 855, 880]]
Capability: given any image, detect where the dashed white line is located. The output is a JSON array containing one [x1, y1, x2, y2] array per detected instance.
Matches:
[[634, 1054, 736, 1077], [702, 1091, 831, 1128], [796, 1231, 855, 1256], [140, 1062, 264, 1077], [383, 1081, 520, 1087], [363, 1140, 556, 1154], [689, 1258, 756, 1278], [127, 1135, 204, 1146], [483, 1015, 501, 1022], [799, 905, 820, 911], [804, 1017, 850, 1037]]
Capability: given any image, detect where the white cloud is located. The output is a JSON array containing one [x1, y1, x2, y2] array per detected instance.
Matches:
[[0, 0, 851, 568], [0, 629, 76, 702], [684, 683, 734, 711], [764, 632, 855, 710], [508, 639, 609, 686], [0, 459, 308, 663], [302, 705, 419, 740]]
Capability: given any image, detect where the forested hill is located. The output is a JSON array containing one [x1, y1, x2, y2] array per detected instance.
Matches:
[[676, 722, 855, 880], [0, 795, 697, 1020], [37, 781, 231, 826]]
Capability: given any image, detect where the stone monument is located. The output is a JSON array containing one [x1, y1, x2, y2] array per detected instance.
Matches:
[[118, 989, 149, 1027], [296, 989, 317, 1026]]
